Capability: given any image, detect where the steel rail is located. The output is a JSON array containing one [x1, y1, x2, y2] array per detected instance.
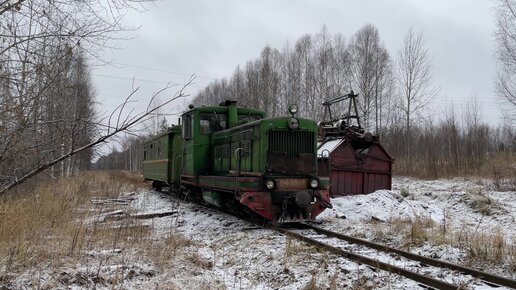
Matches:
[[269, 224, 459, 290], [299, 223, 516, 289]]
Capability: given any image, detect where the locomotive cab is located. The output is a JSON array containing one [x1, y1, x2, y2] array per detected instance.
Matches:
[[180, 102, 265, 181]]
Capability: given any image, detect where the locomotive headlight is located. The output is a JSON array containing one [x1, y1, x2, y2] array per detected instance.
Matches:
[[288, 117, 299, 130], [309, 178, 319, 189], [288, 104, 298, 115], [265, 179, 276, 190]]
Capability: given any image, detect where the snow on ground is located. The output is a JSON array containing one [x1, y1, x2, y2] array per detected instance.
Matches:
[[319, 176, 516, 278], [129, 191, 420, 289], [123, 176, 514, 289], [321, 177, 515, 236], [3, 176, 515, 289], [328, 177, 514, 238]]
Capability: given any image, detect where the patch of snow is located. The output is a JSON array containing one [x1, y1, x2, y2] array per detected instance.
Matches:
[[319, 189, 445, 222]]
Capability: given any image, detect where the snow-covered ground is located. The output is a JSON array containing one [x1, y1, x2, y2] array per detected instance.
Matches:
[[323, 176, 515, 236], [3, 176, 515, 289]]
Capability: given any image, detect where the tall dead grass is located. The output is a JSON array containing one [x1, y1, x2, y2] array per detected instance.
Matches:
[[487, 152, 516, 191], [372, 215, 516, 272], [394, 151, 516, 186], [0, 171, 192, 285]]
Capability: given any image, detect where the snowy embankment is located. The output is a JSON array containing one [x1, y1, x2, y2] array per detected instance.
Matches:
[[321, 177, 515, 241]]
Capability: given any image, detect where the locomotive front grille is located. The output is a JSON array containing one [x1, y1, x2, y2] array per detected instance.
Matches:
[[267, 130, 316, 175], [268, 130, 315, 156]]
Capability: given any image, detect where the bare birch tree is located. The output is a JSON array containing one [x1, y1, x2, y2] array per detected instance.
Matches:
[[0, 0, 165, 193], [396, 27, 437, 168], [0, 78, 193, 194], [193, 25, 389, 125], [495, 0, 516, 120], [258, 46, 282, 117], [349, 24, 393, 132], [330, 34, 353, 115]]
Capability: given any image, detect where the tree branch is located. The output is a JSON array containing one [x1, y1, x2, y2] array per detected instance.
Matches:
[[0, 76, 194, 195]]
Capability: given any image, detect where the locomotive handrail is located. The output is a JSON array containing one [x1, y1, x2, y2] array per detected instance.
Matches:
[[234, 147, 243, 194], [228, 170, 262, 177]]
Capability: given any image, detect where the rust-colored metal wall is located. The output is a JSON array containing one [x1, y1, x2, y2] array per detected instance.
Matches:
[[318, 142, 393, 197]]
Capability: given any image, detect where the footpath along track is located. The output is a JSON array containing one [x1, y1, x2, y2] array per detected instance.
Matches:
[[264, 222, 516, 290]]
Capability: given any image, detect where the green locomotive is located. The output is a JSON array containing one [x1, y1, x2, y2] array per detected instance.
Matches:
[[143, 101, 331, 222]]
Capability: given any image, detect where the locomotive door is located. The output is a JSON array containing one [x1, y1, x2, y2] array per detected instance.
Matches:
[[168, 130, 182, 185]]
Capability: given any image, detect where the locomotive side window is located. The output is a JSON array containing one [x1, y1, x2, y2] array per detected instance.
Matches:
[[182, 114, 193, 139], [199, 112, 227, 134]]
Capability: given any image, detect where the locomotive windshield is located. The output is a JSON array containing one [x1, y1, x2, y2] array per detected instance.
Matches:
[[200, 112, 227, 134], [238, 114, 262, 122]]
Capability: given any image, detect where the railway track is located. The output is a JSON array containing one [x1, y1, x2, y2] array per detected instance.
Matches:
[[265, 222, 516, 290], [158, 189, 515, 289]]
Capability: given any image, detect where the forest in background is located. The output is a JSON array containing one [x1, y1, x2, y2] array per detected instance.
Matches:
[[97, 22, 516, 180], [192, 24, 516, 178], [0, 1, 99, 189], [2, 1, 516, 190], [0, 0, 174, 194]]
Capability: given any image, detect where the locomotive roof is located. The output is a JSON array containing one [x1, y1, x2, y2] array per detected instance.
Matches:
[[143, 125, 181, 143], [183, 103, 266, 117]]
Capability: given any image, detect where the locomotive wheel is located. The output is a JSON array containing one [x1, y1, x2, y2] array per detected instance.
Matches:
[[152, 180, 163, 192]]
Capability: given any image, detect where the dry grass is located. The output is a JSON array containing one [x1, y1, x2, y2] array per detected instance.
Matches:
[[372, 214, 515, 271], [394, 151, 516, 181], [487, 152, 516, 191], [508, 242, 516, 272], [328, 271, 338, 290], [381, 215, 436, 248], [0, 171, 194, 288], [399, 187, 412, 198], [303, 271, 319, 290], [350, 275, 374, 290], [188, 249, 213, 270], [464, 188, 505, 216], [284, 236, 315, 259], [455, 228, 516, 269]]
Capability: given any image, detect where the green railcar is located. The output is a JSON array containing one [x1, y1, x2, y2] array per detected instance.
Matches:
[[143, 101, 331, 222], [143, 126, 182, 190]]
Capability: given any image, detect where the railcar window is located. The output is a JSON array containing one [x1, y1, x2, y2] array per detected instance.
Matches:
[[199, 112, 227, 134]]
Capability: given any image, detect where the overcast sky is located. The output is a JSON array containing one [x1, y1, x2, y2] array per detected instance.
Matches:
[[92, 0, 502, 129]]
